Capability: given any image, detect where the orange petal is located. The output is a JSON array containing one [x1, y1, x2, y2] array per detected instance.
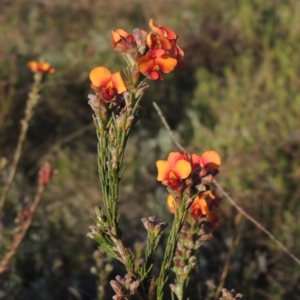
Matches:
[[149, 19, 163, 35], [156, 160, 170, 181], [201, 151, 221, 170], [172, 160, 191, 179], [112, 29, 129, 41], [40, 62, 55, 73], [48, 67, 56, 74], [28, 61, 55, 73], [89, 67, 112, 88], [138, 58, 156, 73], [111, 72, 126, 94], [175, 44, 184, 61], [146, 33, 154, 49], [40, 62, 51, 71], [167, 194, 175, 213], [147, 33, 171, 50], [199, 198, 209, 215], [148, 71, 162, 80], [156, 35, 172, 49], [149, 19, 177, 40], [28, 61, 38, 70], [191, 154, 201, 167], [191, 196, 209, 215], [168, 152, 184, 166], [156, 56, 177, 73]]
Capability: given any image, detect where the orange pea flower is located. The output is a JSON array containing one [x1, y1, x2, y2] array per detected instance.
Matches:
[[190, 192, 221, 225], [167, 192, 221, 225], [138, 49, 177, 80], [190, 195, 208, 218], [156, 152, 192, 190], [149, 19, 177, 41], [28, 61, 55, 74], [167, 194, 175, 214], [111, 29, 136, 52], [149, 19, 184, 66], [146, 32, 172, 51], [89, 66, 126, 102], [192, 150, 221, 171]]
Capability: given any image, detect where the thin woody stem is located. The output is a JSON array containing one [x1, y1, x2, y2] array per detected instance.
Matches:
[[214, 213, 243, 298], [0, 73, 42, 212]]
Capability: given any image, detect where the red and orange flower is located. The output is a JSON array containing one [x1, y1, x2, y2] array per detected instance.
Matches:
[[111, 29, 136, 52], [110, 19, 184, 81], [191, 150, 221, 172], [148, 19, 184, 67], [156, 152, 191, 190], [138, 49, 178, 80], [89, 66, 126, 102], [28, 61, 55, 74], [158, 150, 222, 225], [149, 19, 178, 41], [156, 150, 221, 190], [146, 32, 172, 51], [190, 191, 221, 224], [167, 191, 221, 226]]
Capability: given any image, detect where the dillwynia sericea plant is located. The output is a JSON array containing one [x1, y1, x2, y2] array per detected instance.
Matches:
[[87, 19, 242, 300]]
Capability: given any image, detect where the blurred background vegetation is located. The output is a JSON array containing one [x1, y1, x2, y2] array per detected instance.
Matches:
[[0, 0, 300, 299]]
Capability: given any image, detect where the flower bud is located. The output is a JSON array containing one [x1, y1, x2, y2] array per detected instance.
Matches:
[[187, 241, 195, 249], [169, 284, 177, 293], [110, 280, 127, 296], [125, 115, 135, 129], [173, 257, 181, 267], [182, 223, 190, 231], [89, 225, 99, 234], [220, 289, 243, 300], [177, 242, 185, 252], [141, 216, 168, 236], [189, 256, 196, 265], [109, 127, 116, 141], [129, 281, 140, 294]]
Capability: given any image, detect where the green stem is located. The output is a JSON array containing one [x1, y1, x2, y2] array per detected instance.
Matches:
[[157, 201, 187, 300]]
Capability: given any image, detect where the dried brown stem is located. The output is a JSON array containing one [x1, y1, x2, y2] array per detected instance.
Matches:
[[0, 73, 42, 212], [152, 101, 300, 267], [0, 181, 45, 273], [215, 213, 243, 298], [0, 119, 30, 211]]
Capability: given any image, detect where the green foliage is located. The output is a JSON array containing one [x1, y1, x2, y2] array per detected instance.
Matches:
[[1, 0, 300, 299]]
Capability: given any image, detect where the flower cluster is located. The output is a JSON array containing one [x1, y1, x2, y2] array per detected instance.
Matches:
[[28, 61, 55, 74], [156, 150, 221, 225], [110, 274, 141, 300], [89, 19, 183, 105], [168, 190, 222, 226], [112, 19, 183, 80], [156, 151, 220, 191], [89, 67, 127, 103]]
